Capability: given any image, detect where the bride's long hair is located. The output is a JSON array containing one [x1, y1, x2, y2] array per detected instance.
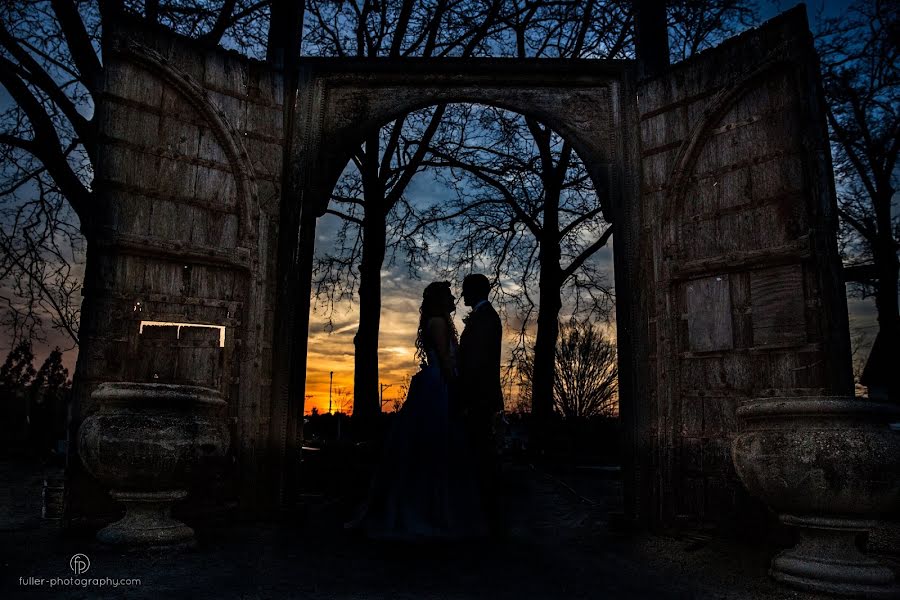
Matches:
[[415, 281, 458, 364]]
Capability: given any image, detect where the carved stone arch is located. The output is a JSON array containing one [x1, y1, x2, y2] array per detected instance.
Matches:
[[113, 37, 262, 250], [271, 61, 638, 506], [311, 92, 617, 219], [289, 61, 631, 220]]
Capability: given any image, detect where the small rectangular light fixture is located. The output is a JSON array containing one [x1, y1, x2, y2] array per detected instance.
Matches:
[[139, 321, 226, 348]]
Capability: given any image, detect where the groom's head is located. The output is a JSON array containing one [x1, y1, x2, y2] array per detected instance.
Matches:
[[462, 274, 491, 307]]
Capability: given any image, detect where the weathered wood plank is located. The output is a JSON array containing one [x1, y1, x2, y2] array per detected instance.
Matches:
[[197, 127, 229, 164], [671, 236, 811, 279], [639, 106, 687, 150], [206, 90, 248, 131], [190, 266, 238, 301], [159, 116, 201, 157], [641, 147, 679, 191], [193, 165, 238, 207], [244, 137, 284, 179], [149, 198, 193, 243], [750, 264, 806, 347], [109, 191, 152, 237], [176, 326, 223, 387], [100, 101, 160, 147], [105, 60, 164, 107], [134, 324, 178, 382], [684, 275, 733, 352]]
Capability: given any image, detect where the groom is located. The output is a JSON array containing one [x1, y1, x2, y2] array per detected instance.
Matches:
[[456, 273, 504, 535]]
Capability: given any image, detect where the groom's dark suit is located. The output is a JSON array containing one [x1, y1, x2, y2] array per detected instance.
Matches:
[[457, 300, 503, 416], [457, 299, 503, 533]]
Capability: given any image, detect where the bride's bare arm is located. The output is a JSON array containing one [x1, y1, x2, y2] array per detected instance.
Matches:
[[426, 317, 456, 381]]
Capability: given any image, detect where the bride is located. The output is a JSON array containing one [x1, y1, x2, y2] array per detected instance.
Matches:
[[355, 281, 487, 541]]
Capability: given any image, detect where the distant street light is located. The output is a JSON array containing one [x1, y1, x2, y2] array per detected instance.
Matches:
[[329, 371, 334, 414], [380, 382, 394, 412]]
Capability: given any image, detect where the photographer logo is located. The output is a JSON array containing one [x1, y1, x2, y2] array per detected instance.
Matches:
[[69, 554, 90, 575]]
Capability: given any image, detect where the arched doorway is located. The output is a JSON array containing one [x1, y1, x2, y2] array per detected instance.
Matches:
[[269, 57, 644, 517], [299, 98, 626, 512]]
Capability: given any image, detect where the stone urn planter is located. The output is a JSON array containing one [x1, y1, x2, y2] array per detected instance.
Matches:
[[731, 396, 900, 598], [78, 382, 230, 548]]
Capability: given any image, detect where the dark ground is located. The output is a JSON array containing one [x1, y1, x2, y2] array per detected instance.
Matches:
[[1, 457, 895, 599]]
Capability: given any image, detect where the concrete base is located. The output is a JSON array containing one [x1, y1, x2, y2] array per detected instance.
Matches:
[[771, 514, 898, 598], [97, 490, 195, 549]]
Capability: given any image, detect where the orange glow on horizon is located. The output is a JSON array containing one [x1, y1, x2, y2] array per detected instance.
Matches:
[[304, 286, 423, 415], [302, 274, 621, 417]]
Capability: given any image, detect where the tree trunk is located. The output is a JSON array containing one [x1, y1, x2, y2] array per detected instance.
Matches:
[[266, 0, 305, 66], [353, 209, 386, 420], [532, 263, 563, 420], [353, 137, 386, 422], [633, 0, 669, 78], [531, 179, 563, 448], [64, 236, 120, 528], [862, 204, 900, 401]]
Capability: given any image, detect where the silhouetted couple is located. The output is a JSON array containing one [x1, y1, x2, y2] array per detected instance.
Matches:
[[352, 274, 504, 541]]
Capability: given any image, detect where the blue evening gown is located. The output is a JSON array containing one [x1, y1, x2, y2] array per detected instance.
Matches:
[[360, 348, 488, 541]]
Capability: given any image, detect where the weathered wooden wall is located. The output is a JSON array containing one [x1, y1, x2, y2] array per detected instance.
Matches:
[[635, 7, 853, 529], [69, 8, 851, 532], [69, 19, 286, 521]]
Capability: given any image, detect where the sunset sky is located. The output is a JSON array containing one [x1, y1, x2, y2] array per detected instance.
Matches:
[[4, 142, 879, 416], [301, 169, 619, 415], [302, 162, 879, 415], [305, 264, 432, 414], [0, 0, 881, 411]]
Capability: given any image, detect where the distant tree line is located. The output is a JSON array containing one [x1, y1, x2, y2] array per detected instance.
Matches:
[[0, 340, 70, 460]]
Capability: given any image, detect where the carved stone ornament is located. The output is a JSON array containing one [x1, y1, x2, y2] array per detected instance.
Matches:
[[732, 396, 900, 598], [79, 382, 230, 548]]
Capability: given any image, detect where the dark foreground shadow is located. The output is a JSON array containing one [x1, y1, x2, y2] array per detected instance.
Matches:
[[1, 454, 872, 600]]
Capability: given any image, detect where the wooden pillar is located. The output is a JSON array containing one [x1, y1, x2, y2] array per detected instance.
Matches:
[[633, 0, 669, 79], [266, 0, 305, 68], [269, 63, 319, 508], [266, 1, 307, 509]]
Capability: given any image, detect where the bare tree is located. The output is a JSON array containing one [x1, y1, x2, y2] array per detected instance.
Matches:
[[0, 171, 83, 347], [310, 111, 443, 330], [517, 318, 618, 418], [0, 1, 280, 354], [412, 0, 757, 429], [666, 0, 758, 60], [392, 372, 412, 412], [815, 0, 899, 395], [304, 0, 512, 420], [419, 103, 616, 428]]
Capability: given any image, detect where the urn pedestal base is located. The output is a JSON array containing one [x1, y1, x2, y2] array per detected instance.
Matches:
[[770, 515, 897, 599], [97, 490, 196, 549], [731, 397, 900, 599], [79, 383, 230, 551]]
